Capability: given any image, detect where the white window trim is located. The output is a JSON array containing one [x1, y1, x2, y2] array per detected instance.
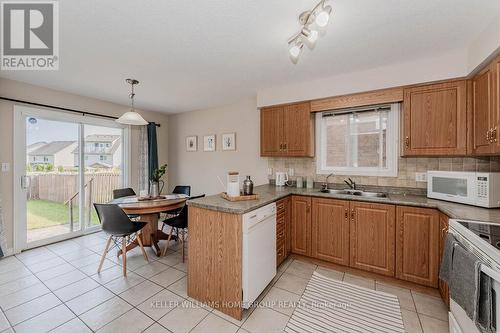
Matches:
[[315, 103, 400, 177]]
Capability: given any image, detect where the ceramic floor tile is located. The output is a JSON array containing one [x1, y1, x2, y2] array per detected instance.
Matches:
[[260, 287, 300, 316], [273, 272, 309, 295], [0, 267, 33, 286], [59, 248, 95, 262], [412, 291, 448, 321], [212, 308, 254, 327], [0, 275, 39, 297], [35, 263, 76, 281], [0, 257, 25, 274], [401, 309, 423, 333], [53, 277, 100, 302], [173, 261, 187, 273], [158, 252, 182, 267], [0, 312, 9, 332], [49, 317, 92, 333], [241, 307, 290, 333], [143, 323, 171, 333], [79, 296, 132, 331], [91, 265, 127, 284], [284, 260, 317, 279], [137, 289, 184, 321], [117, 253, 150, 271], [13, 304, 75, 333], [158, 300, 210, 333], [16, 248, 58, 265], [45, 269, 87, 291], [376, 282, 416, 311], [5, 293, 61, 325], [0, 282, 50, 311], [343, 273, 376, 290], [104, 272, 145, 294], [119, 280, 163, 306], [191, 313, 239, 333], [65, 286, 114, 315], [78, 259, 116, 276], [277, 258, 293, 274], [419, 313, 449, 333], [315, 267, 344, 281], [149, 267, 185, 288], [96, 308, 154, 333], [68, 253, 102, 268], [133, 261, 169, 278], [26, 257, 67, 273], [167, 276, 187, 298]]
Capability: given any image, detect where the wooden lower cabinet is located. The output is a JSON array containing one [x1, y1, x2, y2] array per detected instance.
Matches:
[[291, 196, 312, 256], [396, 206, 440, 287], [349, 202, 396, 276], [439, 213, 450, 307], [311, 198, 350, 265], [276, 197, 291, 267]]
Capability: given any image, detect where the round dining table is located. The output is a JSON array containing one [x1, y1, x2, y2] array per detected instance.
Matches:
[[111, 195, 187, 256]]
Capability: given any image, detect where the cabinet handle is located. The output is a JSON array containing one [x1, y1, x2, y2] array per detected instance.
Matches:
[[306, 204, 311, 213], [344, 209, 348, 219], [404, 136, 410, 149], [350, 209, 355, 220], [279, 143, 283, 150], [283, 143, 287, 150], [487, 129, 492, 143], [492, 127, 498, 143]]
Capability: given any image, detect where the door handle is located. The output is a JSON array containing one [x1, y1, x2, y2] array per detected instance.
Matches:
[[404, 136, 410, 149], [21, 175, 30, 190]]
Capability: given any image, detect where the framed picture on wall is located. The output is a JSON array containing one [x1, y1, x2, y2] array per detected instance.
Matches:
[[186, 136, 197, 152], [203, 135, 216, 152], [222, 133, 236, 151]]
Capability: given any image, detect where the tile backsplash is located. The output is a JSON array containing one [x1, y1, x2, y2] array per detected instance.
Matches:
[[267, 156, 500, 189]]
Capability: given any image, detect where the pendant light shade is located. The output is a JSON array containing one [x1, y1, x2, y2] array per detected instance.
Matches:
[[116, 79, 148, 126], [116, 110, 148, 125]]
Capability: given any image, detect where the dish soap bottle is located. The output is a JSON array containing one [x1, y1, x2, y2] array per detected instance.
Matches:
[[243, 176, 254, 195]]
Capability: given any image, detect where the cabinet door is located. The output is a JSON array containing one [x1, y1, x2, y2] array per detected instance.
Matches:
[[276, 197, 291, 267], [282, 102, 314, 157], [291, 196, 312, 256], [396, 206, 439, 287], [403, 81, 467, 156], [472, 67, 494, 155], [493, 56, 500, 154], [260, 107, 283, 156], [350, 202, 395, 276], [438, 213, 450, 307], [311, 198, 350, 265]]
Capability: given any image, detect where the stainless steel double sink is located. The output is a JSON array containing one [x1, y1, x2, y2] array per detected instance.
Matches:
[[319, 188, 387, 198]]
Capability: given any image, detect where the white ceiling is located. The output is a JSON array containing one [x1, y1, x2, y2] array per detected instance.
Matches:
[[2, 0, 500, 113]]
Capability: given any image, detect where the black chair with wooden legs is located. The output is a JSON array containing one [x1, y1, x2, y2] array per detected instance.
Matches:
[[94, 204, 149, 276], [113, 188, 140, 220], [161, 194, 205, 261]]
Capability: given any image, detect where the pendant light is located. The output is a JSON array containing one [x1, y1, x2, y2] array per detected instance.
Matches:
[[116, 79, 148, 126]]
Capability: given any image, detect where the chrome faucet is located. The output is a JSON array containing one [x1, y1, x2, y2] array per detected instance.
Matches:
[[344, 178, 357, 190], [322, 173, 335, 190]]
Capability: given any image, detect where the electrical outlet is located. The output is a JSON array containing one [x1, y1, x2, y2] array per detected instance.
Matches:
[[288, 168, 294, 176], [415, 172, 427, 182], [1, 163, 9, 172]]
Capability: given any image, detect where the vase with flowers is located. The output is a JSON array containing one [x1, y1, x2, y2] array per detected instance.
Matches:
[[150, 164, 167, 198]]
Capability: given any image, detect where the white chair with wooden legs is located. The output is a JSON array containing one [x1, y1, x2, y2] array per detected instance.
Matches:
[[94, 204, 149, 276]]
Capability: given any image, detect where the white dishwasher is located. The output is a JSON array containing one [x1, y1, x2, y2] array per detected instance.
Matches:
[[242, 202, 277, 308]]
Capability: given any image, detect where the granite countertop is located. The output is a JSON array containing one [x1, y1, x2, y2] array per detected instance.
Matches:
[[188, 184, 500, 224]]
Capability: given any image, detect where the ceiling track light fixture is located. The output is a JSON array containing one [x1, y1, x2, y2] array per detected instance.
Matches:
[[288, 0, 333, 63]]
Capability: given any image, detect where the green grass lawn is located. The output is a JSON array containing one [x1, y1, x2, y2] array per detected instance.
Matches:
[[28, 200, 99, 230]]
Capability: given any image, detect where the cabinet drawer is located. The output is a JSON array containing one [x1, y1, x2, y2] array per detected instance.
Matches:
[[276, 224, 286, 243], [277, 212, 286, 228], [277, 240, 286, 267], [276, 200, 286, 214]]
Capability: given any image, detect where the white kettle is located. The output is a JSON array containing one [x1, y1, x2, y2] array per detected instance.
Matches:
[[275, 172, 288, 186]]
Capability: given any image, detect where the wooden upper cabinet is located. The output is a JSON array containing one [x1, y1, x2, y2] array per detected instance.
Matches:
[[493, 56, 500, 154], [260, 102, 314, 157], [403, 80, 467, 156], [311, 198, 350, 266], [260, 106, 283, 156], [349, 202, 395, 277], [291, 196, 312, 256], [396, 206, 440, 288], [472, 66, 494, 155]]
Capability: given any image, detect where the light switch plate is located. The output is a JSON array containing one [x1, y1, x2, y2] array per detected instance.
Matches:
[[415, 172, 427, 182], [1, 163, 9, 172]]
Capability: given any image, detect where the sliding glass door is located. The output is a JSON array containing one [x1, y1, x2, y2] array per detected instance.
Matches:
[[14, 105, 130, 250]]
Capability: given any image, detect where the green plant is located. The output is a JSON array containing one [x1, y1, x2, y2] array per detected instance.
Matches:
[[26, 164, 33, 172], [151, 164, 168, 182], [44, 164, 54, 172], [57, 166, 64, 172]]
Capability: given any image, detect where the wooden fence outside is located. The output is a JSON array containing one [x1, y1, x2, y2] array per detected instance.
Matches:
[[27, 172, 121, 204]]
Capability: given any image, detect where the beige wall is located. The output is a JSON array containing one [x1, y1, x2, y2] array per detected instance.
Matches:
[[0, 78, 169, 252], [168, 96, 267, 196]]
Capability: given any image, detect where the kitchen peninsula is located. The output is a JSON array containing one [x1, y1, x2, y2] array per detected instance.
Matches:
[[187, 183, 500, 320]]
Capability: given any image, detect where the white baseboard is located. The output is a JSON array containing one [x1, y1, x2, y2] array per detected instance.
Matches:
[[1, 248, 19, 258]]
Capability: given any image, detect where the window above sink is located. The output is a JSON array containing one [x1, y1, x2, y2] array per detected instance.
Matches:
[[316, 103, 400, 177]]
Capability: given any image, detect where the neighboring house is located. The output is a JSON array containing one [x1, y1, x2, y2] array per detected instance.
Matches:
[[28, 141, 78, 167], [73, 134, 121, 168]]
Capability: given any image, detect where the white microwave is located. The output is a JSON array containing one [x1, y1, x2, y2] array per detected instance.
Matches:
[[427, 171, 500, 208]]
